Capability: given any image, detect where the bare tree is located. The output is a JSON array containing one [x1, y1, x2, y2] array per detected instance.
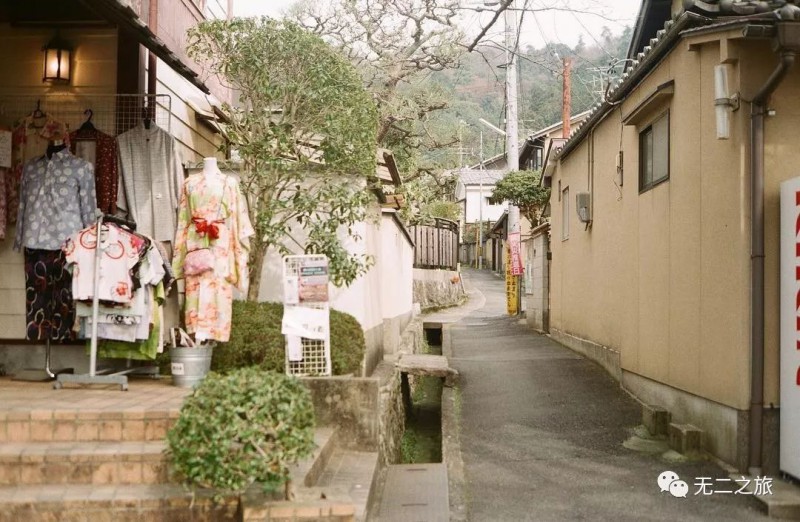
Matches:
[[290, 0, 517, 181]]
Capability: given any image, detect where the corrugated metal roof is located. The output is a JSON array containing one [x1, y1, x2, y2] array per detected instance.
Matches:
[[458, 169, 505, 185]]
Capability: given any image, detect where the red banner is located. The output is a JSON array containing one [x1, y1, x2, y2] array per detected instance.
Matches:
[[508, 232, 523, 276]]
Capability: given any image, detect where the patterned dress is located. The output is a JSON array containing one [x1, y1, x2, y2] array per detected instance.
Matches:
[[172, 173, 253, 342]]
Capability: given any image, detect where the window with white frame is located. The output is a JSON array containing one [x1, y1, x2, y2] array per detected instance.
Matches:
[[561, 186, 569, 240]]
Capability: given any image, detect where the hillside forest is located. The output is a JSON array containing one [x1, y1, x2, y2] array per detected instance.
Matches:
[[421, 25, 632, 172]]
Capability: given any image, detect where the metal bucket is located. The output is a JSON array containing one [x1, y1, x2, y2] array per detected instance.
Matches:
[[169, 344, 213, 388]]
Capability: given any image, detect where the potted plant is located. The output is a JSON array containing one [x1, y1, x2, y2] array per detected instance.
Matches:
[[167, 367, 316, 499]]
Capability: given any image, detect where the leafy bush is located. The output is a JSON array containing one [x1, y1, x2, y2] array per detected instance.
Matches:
[[166, 367, 315, 495], [212, 301, 365, 376]]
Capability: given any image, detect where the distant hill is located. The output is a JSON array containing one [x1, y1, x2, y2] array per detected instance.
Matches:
[[419, 26, 632, 170]]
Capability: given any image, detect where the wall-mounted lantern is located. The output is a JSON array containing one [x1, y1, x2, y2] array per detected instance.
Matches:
[[43, 34, 72, 84]]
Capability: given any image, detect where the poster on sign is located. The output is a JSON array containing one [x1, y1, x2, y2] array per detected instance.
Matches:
[[780, 176, 800, 479], [508, 231, 523, 276], [299, 258, 329, 303]]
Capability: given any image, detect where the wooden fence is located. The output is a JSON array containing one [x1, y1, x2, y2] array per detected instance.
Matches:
[[409, 218, 459, 271]]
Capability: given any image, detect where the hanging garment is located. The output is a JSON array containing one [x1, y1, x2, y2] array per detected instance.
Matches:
[[24, 248, 75, 341], [116, 124, 183, 242], [172, 174, 254, 342], [0, 166, 6, 239], [70, 128, 118, 214], [7, 118, 49, 226], [63, 223, 139, 304], [14, 149, 96, 251], [95, 282, 166, 360]]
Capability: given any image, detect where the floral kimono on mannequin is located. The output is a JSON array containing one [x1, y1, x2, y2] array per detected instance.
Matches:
[[172, 158, 254, 343]]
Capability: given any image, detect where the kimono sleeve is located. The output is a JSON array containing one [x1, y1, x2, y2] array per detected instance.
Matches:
[[77, 160, 97, 228], [227, 178, 254, 294], [171, 180, 191, 279], [12, 162, 29, 251]]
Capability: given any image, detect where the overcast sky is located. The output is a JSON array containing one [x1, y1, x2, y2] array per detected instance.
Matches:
[[233, 0, 642, 49]]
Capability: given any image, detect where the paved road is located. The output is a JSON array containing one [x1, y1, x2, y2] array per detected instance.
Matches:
[[450, 269, 769, 522]]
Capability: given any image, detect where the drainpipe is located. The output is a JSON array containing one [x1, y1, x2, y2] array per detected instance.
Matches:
[[749, 41, 796, 474]]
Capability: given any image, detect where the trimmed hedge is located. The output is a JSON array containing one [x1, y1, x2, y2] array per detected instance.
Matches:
[[167, 367, 315, 494], [212, 301, 365, 376]]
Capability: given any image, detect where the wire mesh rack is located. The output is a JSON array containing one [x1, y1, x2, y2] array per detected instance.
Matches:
[[0, 93, 171, 137], [283, 255, 332, 377]]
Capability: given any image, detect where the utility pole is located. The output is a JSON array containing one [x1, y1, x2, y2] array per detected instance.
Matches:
[[562, 57, 573, 138], [479, 130, 484, 270], [504, 0, 521, 315]]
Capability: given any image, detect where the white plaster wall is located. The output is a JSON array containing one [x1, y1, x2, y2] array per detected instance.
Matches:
[[379, 211, 413, 321], [464, 187, 506, 223], [257, 210, 383, 334]]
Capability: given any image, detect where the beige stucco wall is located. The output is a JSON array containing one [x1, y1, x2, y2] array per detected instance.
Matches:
[[549, 34, 800, 413]]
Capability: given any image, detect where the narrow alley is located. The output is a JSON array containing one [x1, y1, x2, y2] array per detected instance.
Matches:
[[449, 269, 769, 521]]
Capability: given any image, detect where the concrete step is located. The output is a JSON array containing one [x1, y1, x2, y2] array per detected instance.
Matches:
[[289, 427, 337, 488], [0, 441, 169, 486], [0, 484, 239, 522], [737, 475, 800, 520], [318, 449, 379, 522], [0, 408, 180, 443], [373, 463, 448, 522]]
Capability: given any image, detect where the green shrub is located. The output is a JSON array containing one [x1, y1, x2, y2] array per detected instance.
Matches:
[[166, 368, 315, 495], [213, 301, 365, 375]]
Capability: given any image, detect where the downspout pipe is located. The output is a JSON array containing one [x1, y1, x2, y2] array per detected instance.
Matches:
[[749, 47, 796, 474]]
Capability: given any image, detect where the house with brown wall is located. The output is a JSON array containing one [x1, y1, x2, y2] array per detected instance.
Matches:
[[542, 0, 800, 474]]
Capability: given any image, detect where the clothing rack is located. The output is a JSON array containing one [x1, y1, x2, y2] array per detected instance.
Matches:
[[0, 93, 170, 383], [55, 211, 158, 391]]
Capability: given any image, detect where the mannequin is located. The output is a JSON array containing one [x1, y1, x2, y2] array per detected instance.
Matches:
[[194, 157, 221, 345], [202, 157, 220, 181]]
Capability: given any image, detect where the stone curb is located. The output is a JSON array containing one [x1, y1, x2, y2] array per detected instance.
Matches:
[[441, 324, 468, 522]]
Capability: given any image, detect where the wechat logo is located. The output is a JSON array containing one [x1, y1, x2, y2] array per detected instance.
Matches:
[[658, 471, 689, 498]]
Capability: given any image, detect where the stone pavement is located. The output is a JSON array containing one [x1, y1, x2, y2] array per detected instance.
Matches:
[[448, 269, 770, 522]]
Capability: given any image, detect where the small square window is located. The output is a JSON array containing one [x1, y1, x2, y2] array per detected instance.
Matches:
[[639, 111, 670, 192]]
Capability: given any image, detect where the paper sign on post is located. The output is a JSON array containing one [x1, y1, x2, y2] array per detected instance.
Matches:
[[281, 306, 329, 340], [299, 259, 329, 303], [286, 335, 303, 362], [284, 275, 300, 305]]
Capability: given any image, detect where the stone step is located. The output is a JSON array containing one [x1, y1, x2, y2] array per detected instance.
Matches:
[[289, 427, 337, 488], [0, 441, 170, 486], [0, 408, 180, 443], [0, 484, 239, 522]]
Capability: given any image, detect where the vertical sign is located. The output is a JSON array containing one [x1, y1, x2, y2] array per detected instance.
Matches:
[[506, 243, 518, 315], [781, 176, 800, 479], [508, 231, 523, 276]]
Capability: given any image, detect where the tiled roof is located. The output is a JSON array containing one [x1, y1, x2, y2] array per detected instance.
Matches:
[[458, 169, 505, 186], [687, 0, 800, 19], [553, 4, 799, 163]]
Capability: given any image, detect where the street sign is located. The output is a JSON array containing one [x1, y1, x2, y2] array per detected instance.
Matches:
[[506, 243, 518, 315], [508, 231, 523, 276], [781, 176, 800, 479]]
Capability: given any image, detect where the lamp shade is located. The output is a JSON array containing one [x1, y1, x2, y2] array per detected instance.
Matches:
[[43, 35, 72, 83]]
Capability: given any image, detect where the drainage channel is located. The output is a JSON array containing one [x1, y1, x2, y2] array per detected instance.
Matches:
[[400, 326, 443, 464]]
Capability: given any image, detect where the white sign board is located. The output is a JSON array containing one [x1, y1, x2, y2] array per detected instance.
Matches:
[[781, 176, 800, 479], [282, 255, 332, 376]]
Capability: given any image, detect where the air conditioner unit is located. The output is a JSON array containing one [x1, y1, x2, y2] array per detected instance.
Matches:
[[576, 192, 592, 223]]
